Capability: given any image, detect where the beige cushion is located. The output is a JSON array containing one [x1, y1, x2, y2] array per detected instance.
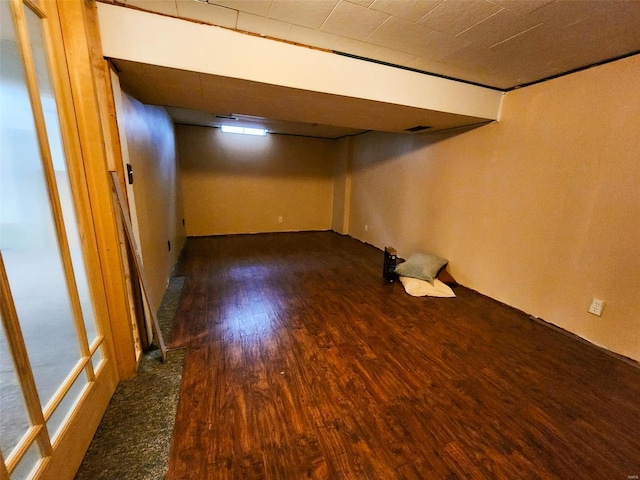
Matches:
[[394, 253, 448, 284], [399, 276, 456, 298]]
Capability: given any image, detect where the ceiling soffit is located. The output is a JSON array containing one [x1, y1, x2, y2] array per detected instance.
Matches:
[[113, 59, 492, 139], [109, 0, 640, 91]]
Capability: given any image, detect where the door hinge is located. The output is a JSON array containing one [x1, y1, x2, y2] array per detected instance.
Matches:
[[126, 163, 134, 184]]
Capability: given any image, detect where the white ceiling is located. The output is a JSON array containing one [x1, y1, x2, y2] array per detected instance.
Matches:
[[112, 0, 640, 89], [104, 0, 640, 137]]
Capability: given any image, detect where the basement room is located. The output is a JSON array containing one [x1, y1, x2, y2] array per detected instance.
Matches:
[[1, 1, 639, 479]]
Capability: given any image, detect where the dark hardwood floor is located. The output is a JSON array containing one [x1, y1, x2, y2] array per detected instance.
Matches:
[[167, 231, 640, 479]]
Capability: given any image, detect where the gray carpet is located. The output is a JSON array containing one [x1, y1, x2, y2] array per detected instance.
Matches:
[[75, 277, 186, 480]]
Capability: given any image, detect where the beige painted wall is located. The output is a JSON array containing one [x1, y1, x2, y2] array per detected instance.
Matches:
[[120, 92, 186, 312], [346, 55, 640, 362], [177, 125, 334, 236]]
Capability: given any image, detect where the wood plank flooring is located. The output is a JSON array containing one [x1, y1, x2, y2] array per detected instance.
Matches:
[[167, 231, 640, 479]]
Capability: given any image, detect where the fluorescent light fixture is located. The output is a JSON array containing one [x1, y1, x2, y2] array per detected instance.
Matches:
[[243, 127, 268, 136], [220, 125, 243, 134], [221, 125, 267, 136]]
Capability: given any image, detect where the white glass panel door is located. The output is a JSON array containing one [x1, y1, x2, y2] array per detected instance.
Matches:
[[0, 1, 115, 478]]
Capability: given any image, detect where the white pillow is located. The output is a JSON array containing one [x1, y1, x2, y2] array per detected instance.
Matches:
[[399, 276, 456, 298]]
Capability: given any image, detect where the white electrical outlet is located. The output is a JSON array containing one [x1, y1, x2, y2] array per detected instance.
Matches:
[[364, 224, 368, 232], [588, 298, 604, 316], [278, 216, 283, 223]]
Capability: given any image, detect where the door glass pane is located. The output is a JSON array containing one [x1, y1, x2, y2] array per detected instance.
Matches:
[[0, 0, 81, 409], [23, 3, 99, 346], [0, 314, 32, 459], [47, 368, 88, 442], [11, 439, 41, 480], [92, 347, 104, 374]]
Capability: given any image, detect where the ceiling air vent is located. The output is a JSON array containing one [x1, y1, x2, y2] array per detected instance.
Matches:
[[404, 125, 432, 132]]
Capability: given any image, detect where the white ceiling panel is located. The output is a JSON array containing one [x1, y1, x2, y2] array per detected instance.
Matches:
[[370, 46, 416, 66], [456, 8, 540, 47], [367, 19, 470, 61], [488, 24, 560, 66], [561, 8, 640, 57], [345, 0, 374, 7], [332, 36, 381, 57], [209, 0, 272, 17], [438, 43, 503, 75], [176, 0, 237, 28], [418, 28, 473, 60], [418, 0, 503, 36], [525, 0, 611, 29], [237, 11, 292, 37], [268, 0, 338, 30], [286, 25, 339, 50], [489, 0, 553, 16], [320, 1, 389, 40], [369, 0, 443, 22], [366, 17, 433, 56], [404, 55, 444, 72]]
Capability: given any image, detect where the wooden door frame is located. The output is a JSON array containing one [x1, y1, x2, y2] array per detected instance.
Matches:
[[55, 0, 139, 380]]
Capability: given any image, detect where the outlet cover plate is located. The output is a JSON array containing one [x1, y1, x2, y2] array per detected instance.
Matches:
[[588, 298, 604, 316]]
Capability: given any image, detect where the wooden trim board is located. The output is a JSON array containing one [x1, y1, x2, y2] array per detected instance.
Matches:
[[109, 172, 167, 361]]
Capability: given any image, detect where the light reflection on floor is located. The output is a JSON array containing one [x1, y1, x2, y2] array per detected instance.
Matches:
[[222, 264, 282, 341]]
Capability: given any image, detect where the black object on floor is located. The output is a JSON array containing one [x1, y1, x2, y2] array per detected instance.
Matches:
[[383, 246, 398, 283]]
